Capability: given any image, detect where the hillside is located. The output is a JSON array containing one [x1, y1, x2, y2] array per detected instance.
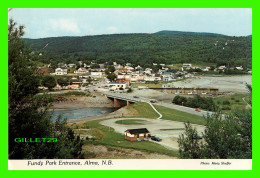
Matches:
[[23, 31, 252, 68]]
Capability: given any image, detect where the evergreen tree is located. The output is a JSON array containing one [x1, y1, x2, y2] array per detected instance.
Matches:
[[178, 85, 252, 159], [8, 19, 83, 159]]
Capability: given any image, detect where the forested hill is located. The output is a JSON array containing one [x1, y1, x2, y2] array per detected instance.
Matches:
[[23, 31, 252, 68], [154, 30, 226, 36]]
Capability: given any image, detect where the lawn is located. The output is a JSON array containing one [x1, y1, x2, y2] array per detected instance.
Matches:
[[80, 119, 179, 157], [154, 105, 206, 125], [115, 119, 146, 125], [125, 102, 159, 119], [213, 94, 251, 113], [125, 102, 206, 125]]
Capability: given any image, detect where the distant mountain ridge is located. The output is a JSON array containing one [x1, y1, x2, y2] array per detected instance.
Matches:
[[23, 30, 252, 68], [154, 30, 227, 36]]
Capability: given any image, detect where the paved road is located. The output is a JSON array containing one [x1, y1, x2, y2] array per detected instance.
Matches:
[[102, 91, 214, 117]]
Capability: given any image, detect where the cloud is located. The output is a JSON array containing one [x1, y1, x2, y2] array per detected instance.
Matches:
[[48, 18, 80, 34]]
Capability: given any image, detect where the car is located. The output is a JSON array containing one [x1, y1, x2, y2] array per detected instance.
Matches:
[[133, 96, 139, 98], [150, 99, 157, 103], [195, 108, 201, 112], [151, 136, 162, 142]]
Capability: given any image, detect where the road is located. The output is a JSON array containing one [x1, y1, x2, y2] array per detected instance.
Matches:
[[102, 91, 214, 117]]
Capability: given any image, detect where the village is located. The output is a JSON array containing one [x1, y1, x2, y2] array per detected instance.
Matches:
[[35, 60, 251, 93]]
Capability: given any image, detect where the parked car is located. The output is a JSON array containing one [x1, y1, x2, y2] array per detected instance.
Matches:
[[195, 108, 201, 112], [150, 99, 157, 103], [151, 136, 162, 142]]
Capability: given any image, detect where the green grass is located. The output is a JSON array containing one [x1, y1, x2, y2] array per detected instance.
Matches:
[[82, 118, 179, 157], [115, 119, 146, 125], [125, 102, 206, 125], [154, 105, 206, 125], [125, 102, 159, 119], [213, 94, 250, 113]]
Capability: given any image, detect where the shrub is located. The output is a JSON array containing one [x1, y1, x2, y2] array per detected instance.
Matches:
[[223, 100, 230, 105], [222, 106, 231, 110]]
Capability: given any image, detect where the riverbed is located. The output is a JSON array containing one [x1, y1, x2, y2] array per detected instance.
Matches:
[[50, 107, 117, 121]]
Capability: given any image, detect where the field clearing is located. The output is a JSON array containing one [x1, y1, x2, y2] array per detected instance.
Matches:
[[154, 105, 206, 125], [214, 93, 251, 113]]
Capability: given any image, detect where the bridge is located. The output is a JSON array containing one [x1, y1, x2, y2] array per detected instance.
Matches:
[[104, 92, 214, 118], [106, 94, 138, 107]]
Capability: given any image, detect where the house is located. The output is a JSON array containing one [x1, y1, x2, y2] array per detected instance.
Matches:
[[235, 66, 243, 70], [183, 63, 192, 68], [107, 82, 127, 90], [58, 63, 67, 68], [117, 75, 131, 85], [67, 64, 77, 68], [90, 72, 102, 78], [161, 72, 174, 81], [55, 68, 67, 75], [124, 128, 150, 141], [135, 65, 143, 71], [218, 65, 226, 70], [74, 67, 88, 74], [144, 68, 152, 75], [202, 66, 211, 71], [69, 77, 83, 89]]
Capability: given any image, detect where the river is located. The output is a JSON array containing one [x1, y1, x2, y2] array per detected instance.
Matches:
[[50, 107, 117, 121]]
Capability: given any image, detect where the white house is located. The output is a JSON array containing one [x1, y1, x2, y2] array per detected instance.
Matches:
[[183, 63, 192, 68], [74, 67, 88, 74], [55, 68, 67, 75], [107, 82, 127, 90], [235, 66, 243, 70], [91, 72, 102, 78], [67, 64, 76, 68], [218, 65, 226, 70]]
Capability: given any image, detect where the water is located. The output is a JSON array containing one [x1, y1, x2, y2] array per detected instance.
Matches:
[[50, 107, 116, 121]]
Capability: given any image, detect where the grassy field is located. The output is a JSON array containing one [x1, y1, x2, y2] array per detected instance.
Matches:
[[115, 119, 146, 125], [79, 119, 179, 157], [125, 102, 206, 125], [213, 94, 251, 113], [125, 102, 160, 119], [154, 105, 206, 125]]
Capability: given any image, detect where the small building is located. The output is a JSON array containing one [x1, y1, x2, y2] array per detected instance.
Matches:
[[55, 67, 67, 75], [107, 82, 127, 90], [74, 67, 88, 74], [124, 128, 150, 141], [183, 63, 192, 68], [90, 72, 102, 78]]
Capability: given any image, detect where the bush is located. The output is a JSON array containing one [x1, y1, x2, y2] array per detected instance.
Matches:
[[222, 106, 231, 110], [127, 88, 133, 93], [235, 99, 240, 103], [223, 100, 230, 105]]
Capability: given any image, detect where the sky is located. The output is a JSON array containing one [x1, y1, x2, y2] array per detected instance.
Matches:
[[8, 8, 252, 39]]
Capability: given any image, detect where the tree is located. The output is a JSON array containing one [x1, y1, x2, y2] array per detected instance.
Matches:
[[178, 85, 252, 159], [42, 75, 57, 90], [8, 19, 83, 159], [57, 78, 69, 87], [107, 73, 117, 82]]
